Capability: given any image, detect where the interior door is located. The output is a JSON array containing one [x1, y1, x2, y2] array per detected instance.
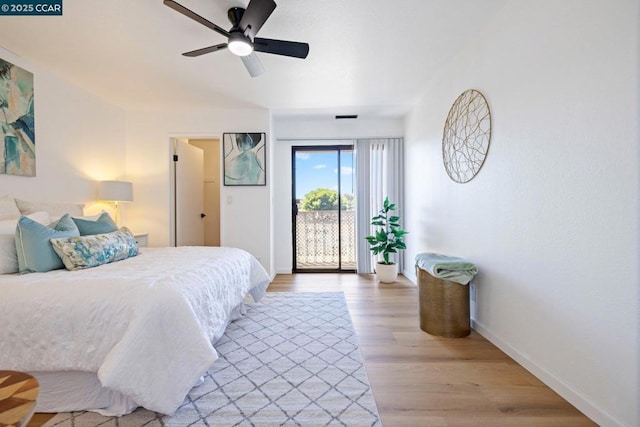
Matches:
[[188, 138, 221, 246], [175, 140, 205, 246]]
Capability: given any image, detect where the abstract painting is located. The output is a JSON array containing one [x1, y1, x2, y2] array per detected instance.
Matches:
[[223, 133, 266, 186], [0, 58, 35, 177]]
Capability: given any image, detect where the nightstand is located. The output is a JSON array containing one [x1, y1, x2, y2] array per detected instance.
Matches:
[[133, 233, 149, 247]]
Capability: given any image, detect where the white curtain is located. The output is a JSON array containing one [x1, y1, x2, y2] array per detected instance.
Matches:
[[355, 138, 404, 274]]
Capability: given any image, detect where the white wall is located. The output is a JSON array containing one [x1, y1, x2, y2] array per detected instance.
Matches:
[[274, 116, 404, 141], [272, 116, 404, 273], [0, 47, 126, 208], [404, 2, 639, 426], [124, 108, 273, 273]]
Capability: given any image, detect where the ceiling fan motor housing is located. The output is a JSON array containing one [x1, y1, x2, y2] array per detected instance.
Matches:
[[228, 7, 246, 29]]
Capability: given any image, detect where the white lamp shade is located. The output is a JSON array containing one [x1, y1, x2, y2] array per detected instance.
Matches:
[[99, 181, 133, 202]]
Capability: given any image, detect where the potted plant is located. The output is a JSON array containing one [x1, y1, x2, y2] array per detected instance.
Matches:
[[365, 197, 408, 283]]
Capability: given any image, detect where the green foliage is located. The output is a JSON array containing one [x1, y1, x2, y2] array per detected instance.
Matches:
[[300, 188, 354, 211], [365, 197, 408, 265]]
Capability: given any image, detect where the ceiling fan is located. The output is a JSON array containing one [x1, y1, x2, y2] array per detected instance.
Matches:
[[164, 0, 309, 77]]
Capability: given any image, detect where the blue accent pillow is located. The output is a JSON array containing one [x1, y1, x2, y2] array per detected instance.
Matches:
[[72, 212, 118, 236], [50, 227, 139, 271], [15, 213, 80, 274]]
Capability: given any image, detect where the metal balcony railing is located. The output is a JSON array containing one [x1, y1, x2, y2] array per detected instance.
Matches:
[[295, 210, 356, 269]]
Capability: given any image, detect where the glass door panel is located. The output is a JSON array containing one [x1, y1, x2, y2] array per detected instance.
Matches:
[[292, 146, 354, 272]]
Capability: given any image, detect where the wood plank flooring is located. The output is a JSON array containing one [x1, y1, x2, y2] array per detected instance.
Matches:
[[30, 273, 595, 426], [269, 273, 596, 427]]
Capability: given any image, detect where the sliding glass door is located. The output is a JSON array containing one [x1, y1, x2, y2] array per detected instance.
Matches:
[[292, 145, 355, 272]]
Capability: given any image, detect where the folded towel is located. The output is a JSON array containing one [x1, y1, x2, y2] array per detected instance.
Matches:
[[415, 252, 478, 285]]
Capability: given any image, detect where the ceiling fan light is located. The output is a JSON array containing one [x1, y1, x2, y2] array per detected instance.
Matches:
[[228, 33, 253, 56]]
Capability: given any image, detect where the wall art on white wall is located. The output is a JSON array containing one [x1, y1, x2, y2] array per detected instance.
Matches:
[[442, 89, 491, 183], [223, 132, 266, 186], [0, 58, 35, 177]]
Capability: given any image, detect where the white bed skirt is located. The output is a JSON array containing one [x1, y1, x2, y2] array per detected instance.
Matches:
[[32, 298, 254, 416], [33, 371, 139, 415]]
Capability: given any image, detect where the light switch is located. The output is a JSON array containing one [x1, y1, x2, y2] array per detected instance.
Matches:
[[226, 195, 232, 205]]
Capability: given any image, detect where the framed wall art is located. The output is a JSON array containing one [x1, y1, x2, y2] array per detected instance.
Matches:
[[0, 58, 35, 177], [223, 132, 266, 186]]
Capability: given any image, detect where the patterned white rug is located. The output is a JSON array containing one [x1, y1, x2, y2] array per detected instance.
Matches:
[[45, 292, 381, 426]]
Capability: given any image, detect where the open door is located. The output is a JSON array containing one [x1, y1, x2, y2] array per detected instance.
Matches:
[[174, 140, 205, 246], [188, 138, 221, 246]]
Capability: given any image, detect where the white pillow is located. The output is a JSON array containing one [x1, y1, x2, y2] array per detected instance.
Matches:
[[0, 195, 21, 220], [0, 234, 18, 275], [50, 212, 103, 224], [15, 198, 84, 217], [75, 213, 103, 221], [0, 211, 49, 233], [0, 211, 50, 274]]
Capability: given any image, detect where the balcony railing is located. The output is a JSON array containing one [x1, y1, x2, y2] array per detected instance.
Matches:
[[295, 210, 356, 269]]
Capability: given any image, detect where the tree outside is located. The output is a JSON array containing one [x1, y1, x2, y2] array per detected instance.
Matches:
[[300, 188, 354, 211]]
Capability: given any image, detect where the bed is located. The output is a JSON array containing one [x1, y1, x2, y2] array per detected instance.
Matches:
[[0, 245, 271, 416]]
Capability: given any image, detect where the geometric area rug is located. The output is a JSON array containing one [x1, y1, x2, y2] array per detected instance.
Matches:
[[44, 292, 381, 427]]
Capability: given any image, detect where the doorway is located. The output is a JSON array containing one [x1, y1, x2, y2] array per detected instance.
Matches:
[[292, 145, 355, 272], [170, 137, 221, 247], [188, 139, 221, 246]]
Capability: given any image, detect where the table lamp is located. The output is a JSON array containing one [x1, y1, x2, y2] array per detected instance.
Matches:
[[98, 180, 133, 225]]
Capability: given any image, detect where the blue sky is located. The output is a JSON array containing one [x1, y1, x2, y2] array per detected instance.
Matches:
[[294, 151, 354, 199]]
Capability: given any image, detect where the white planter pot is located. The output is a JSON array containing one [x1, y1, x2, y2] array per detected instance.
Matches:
[[376, 262, 398, 283]]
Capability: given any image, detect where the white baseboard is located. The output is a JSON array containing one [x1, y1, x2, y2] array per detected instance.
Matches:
[[402, 268, 417, 284], [471, 319, 625, 427]]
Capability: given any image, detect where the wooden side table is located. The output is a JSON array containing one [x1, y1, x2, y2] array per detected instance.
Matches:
[[0, 371, 39, 427]]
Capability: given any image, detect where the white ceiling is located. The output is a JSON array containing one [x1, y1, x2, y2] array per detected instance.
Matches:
[[0, 0, 507, 116]]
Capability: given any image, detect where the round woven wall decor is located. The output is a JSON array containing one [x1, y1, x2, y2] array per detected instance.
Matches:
[[442, 89, 492, 183]]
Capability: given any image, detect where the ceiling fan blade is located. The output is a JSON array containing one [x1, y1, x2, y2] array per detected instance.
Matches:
[[254, 38, 309, 59], [183, 43, 228, 57], [238, 0, 276, 39], [164, 0, 229, 38], [241, 53, 266, 78]]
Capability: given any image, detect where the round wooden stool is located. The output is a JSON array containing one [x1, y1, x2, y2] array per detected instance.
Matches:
[[0, 371, 39, 427]]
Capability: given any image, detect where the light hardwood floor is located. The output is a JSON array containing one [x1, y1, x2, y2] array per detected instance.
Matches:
[[269, 273, 596, 427], [30, 273, 595, 427]]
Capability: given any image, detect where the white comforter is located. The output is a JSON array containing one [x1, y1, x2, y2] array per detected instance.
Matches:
[[0, 246, 270, 415]]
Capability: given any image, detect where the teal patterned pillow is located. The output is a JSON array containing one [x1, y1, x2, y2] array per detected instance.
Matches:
[[50, 227, 139, 271]]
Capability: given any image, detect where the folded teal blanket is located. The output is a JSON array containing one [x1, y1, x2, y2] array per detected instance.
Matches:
[[415, 252, 478, 285]]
